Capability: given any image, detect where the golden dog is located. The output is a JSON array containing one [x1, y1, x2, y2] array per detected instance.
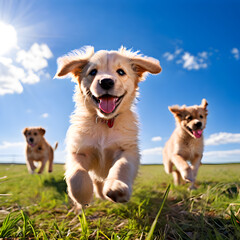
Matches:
[[55, 46, 161, 206], [23, 127, 58, 174], [163, 99, 208, 189]]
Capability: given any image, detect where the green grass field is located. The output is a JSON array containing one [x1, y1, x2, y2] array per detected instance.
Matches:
[[0, 163, 240, 239]]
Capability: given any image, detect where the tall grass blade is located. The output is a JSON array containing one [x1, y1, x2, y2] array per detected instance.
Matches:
[[146, 184, 171, 240], [230, 209, 240, 231], [0, 212, 22, 238]]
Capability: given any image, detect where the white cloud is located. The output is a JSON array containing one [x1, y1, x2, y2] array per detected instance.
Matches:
[[0, 58, 24, 95], [181, 52, 208, 70], [151, 136, 162, 142], [203, 149, 240, 164], [231, 48, 239, 60], [16, 43, 53, 72], [0, 141, 25, 149], [141, 147, 163, 156], [41, 113, 49, 118], [163, 48, 209, 71], [0, 43, 53, 95], [205, 132, 240, 146], [163, 48, 182, 61]]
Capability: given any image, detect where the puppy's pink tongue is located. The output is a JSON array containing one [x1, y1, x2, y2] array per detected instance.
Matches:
[[193, 130, 203, 138], [99, 96, 117, 113]]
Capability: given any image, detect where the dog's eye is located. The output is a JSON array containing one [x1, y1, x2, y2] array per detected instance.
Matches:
[[117, 69, 126, 76], [34, 132, 37, 136], [186, 116, 193, 121], [28, 132, 31, 136], [89, 69, 97, 76], [200, 115, 203, 119]]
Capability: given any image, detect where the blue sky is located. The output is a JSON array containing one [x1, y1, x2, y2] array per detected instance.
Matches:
[[0, 0, 240, 164]]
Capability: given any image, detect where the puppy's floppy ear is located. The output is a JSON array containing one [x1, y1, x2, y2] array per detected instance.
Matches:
[[201, 98, 208, 110], [23, 128, 28, 136], [55, 46, 94, 79], [130, 56, 162, 80], [37, 127, 46, 136], [119, 47, 161, 81], [168, 105, 182, 118]]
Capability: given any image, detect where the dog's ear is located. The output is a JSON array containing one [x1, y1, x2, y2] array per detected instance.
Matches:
[[119, 47, 161, 82], [130, 56, 162, 80], [23, 128, 28, 136], [201, 99, 208, 110], [37, 127, 46, 136], [168, 105, 183, 118], [55, 46, 94, 80]]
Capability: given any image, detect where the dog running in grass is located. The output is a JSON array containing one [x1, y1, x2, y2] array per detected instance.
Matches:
[[23, 127, 58, 174], [55, 46, 161, 207], [163, 99, 208, 189]]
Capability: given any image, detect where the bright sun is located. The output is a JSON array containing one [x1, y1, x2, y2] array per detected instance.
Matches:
[[0, 21, 18, 55]]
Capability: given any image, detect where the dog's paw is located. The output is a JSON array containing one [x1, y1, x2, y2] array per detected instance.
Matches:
[[67, 170, 93, 206], [103, 180, 131, 203], [181, 167, 194, 182]]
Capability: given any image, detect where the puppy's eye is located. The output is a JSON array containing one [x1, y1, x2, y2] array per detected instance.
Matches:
[[200, 115, 203, 119], [89, 69, 97, 76], [28, 132, 31, 136], [186, 116, 193, 121], [117, 69, 126, 76], [34, 132, 37, 136]]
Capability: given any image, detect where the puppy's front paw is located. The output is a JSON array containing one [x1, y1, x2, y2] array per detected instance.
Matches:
[[103, 180, 131, 203], [181, 167, 194, 182], [67, 170, 93, 206]]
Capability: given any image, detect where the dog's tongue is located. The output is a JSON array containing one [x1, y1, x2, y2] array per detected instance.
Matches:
[[99, 96, 117, 114], [193, 130, 203, 138]]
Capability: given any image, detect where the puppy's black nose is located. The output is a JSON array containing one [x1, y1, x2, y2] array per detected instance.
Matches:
[[29, 138, 34, 143], [195, 122, 202, 128], [99, 78, 114, 90]]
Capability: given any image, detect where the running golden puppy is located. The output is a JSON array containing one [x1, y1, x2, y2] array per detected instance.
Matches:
[[23, 127, 58, 174], [163, 99, 208, 189], [55, 46, 161, 206]]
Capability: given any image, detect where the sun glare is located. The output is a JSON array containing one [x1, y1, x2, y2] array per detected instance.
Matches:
[[0, 21, 17, 55]]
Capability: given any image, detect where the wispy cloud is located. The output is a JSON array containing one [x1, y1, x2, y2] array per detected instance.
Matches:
[[205, 132, 240, 146], [141, 147, 163, 156], [203, 149, 240, 163], [41, 113, 49, 118], [151, 136, 162, 142], [0, 43, 53, 95], [163, 48, 210, 71], [231, 48, 239, 60], [0, 141, 25, 149]]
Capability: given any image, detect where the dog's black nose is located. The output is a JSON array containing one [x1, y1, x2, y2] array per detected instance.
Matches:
[[29, 138, 34, 143], [195, 122, 202, 128], [99, 78, 114, 90]]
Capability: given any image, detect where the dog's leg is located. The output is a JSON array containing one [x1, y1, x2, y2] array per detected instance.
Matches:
[[26, 158, 36, 174], [48, 147, 54, 173], [65, 153, 93, 206], [163, 152, 173, 174], [38, 158, 48, 174], [103, 151, 139, 203], [172, 170, 182, 185], [189, 155, 202, 190], [93, 179, 105, 199], [171, 154, 193, 182]]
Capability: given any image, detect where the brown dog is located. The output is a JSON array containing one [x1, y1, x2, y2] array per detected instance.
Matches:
[[23, 127, 58, 174], [55, 46, 161, 207], [163, 99, 208, 189]]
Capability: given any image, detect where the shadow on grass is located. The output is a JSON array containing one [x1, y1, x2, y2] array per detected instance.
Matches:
[[43, 177, 67, 195]]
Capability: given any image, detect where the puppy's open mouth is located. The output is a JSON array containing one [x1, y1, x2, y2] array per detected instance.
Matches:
[[92, 94, 125, 114], [186, 127, 203, 139], [27, 142, 36, 148]]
